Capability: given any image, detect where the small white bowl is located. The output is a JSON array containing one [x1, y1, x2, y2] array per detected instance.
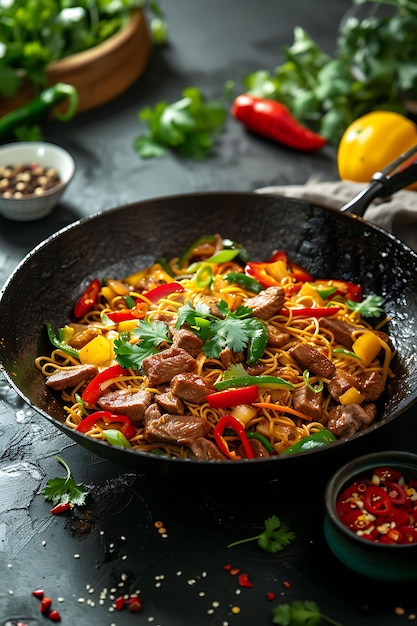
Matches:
[[0, 141, 75, 221]]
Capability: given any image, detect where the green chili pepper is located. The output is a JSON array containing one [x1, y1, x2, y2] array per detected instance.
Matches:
[[303, 369, 324, 393], [0, 83, 79, 138], [333, 347, 361, 360], [224, 272, 263, 294], [102, 429, 132, 449], [45, 322, 79, 359], [246, 431, 275, 452], [205, 249, 240, 263], [195, 264, 213, 288], [280, 429, 336, 455], [215, 374, 294, 391]]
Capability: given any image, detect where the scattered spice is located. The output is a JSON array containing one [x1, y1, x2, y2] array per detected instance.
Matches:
[[267, 592, 276, 601], [0, 163, 61, 199], [40, 596, 53, 613], [238, 573, 253, 588]]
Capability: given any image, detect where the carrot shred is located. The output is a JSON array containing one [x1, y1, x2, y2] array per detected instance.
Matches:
[[253, 402, 312, 422]]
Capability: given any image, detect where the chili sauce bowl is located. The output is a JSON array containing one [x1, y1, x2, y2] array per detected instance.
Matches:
[[0, 141, 75, 221], [324, 451, 417, 582]]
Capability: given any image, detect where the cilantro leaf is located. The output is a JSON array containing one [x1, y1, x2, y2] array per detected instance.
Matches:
[[227, 515, 296, 553], [42, 457, 87, 507], [114, 320, 171, 369], [272, 600, 345, 626], [346, 295, 385, 318]]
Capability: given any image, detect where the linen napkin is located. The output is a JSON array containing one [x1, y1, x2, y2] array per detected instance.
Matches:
[[256, 179, 417, 253]]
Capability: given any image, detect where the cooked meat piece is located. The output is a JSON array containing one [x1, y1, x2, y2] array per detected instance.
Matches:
[[156, 391, 184, 414], [172, 328, 203, 357], [245, 286, 286, 320], [327, 403, 377, 437], [97, 389, 152, 422], [293, 386, 324, 421], [318, 317, 357, 349], [236, 438, 271, 458], [327, 370, 360, 401], [289, 342, 336, 378], [244, 362, 268, 376], [357, 370, 385, 401], [144, 402, 162, 422], [219, 347, 245, 368], [142, 346, 196, 386], [191, 437, 227, 460], [46, 364, 98, 391], [143, 413, 210, 446], [266, 325, 291, 348], [68, 324, 104, 349], [170, 372, 216, 404]]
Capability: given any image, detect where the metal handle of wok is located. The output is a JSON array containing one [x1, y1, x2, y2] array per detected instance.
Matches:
[[340, 143, 417, 217]]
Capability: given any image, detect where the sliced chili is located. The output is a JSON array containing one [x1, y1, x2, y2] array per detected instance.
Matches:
[[106, 301, 147, 322], [213, 414, 254, 460], [206, 385, 259, 408], [363, 485, 393, 516], [280, 306, 340, 318], [76, 410, 136, 440], [73, 278, 101, 318], [144, 281, 185, 303]]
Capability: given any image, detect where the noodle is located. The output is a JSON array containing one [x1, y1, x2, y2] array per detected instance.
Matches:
[[35, 236, 395, 460]]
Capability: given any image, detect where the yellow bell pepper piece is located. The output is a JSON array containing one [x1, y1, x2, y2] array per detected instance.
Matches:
[[79, 335, 112, 366], [339, 386, 365, 405], [337, 111, 417, 189], [117, 320, 139, 333], [352, 331, 381, 366]]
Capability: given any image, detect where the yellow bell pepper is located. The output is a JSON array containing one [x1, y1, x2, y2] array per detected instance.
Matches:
[[79, 335, 112, 366], [352, 331, 381, 366], [337, 111, 417, 189], [339, 386, 365, 406]]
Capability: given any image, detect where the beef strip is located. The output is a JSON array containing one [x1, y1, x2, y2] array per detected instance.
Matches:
[[327, 370, 360, 401], [327, 403, 377, 437], [236, 438, 271, 458], [172, 328, 204, 357], [156, 391, 184, 414], [191, 437, 227, 460], [170, 372, 216, 404], [97, 389, 152, 422], [219, 347, 245, 368], [143, 413, 210, 446], [144, 402, 162, 422], [266, 324, 291, 348], [289, 342, 336, 378], [68, 325, 104, 349], [142, 346, 196, 386], [318, 317, 358, 349], [356, 370, 385, 401], [293, 386, 324, 421], [46, 363, 98, 391], [245, 286, 286, 320]]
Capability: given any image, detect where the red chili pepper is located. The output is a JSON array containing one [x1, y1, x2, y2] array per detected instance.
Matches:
[[374, 467, 403, 482], [363, 485, 393, 516], [213, 414, 255, 460], [231, 94, 326, 152], [73, 278, 101, 318], [206, 385, 259, 408], [385, 481, 407, 506], [144, 281, 185, 303], [238, 572, 254, 588], [81, 364, 128, 405], [50, 502, 73, 515], [106, 301, 148, 322], [128, 594, 142, 612], [32, 589, 45, 599], [114, 596, 125, 611], [40, 597, 53, 613], [266, 592, 276, 601], [280, 306, 341, 318], [399, 526, 417, 543], [48, 610, 61, 622], [76, 410, 136, 439]]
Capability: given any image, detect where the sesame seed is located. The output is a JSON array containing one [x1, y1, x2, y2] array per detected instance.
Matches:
[[408, 614, 416, 620], [122, 554, 128, 560], [198, 591, 206, 597], [42, 540, 47, 546], [74, 553, 80, 559], [8, 590, 13, 595], [78, 597, 85, 603], [121, 535, 126, 540], [176, 570, 183, 576], [231, 605, 241, 614], [7, 563, 12, 569], [57, 597, 64, 602], [212, 601, 220, 608], [99, 530, 105, 535]]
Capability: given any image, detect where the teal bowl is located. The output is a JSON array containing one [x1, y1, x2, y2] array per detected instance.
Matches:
[[324, 451, 417, 582]]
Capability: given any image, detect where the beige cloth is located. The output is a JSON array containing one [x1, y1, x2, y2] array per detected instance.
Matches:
[[256, 179, 417, 252]]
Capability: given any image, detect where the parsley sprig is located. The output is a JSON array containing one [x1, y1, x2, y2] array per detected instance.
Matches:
[[227, 515, 296, 553], [42, 456, 87, 507], [346, 294, 385, 318], [272, 600, 344, 626]]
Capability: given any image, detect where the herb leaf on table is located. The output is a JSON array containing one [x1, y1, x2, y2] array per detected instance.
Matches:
[[227, 515, 296, 553], [42, 457, 87, 507], [272, 600, 345, 626]]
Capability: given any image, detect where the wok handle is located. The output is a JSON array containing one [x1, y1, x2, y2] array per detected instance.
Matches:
[[340, 143, 417, 217]]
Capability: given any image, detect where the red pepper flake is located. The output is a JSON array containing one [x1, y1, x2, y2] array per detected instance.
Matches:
[[48, 610, 61, 622], [114, 595, 125, 611], [223, 563, 232, 571], [32, 589, 45, 599], [128, 594, 142, 612], [50, 502, 73, 515], [283, 580, 292, 589], [266, 592, 276, 601], [238, 572, 253, 588], [40, 597, 53, 613], [229, 568, 241, 576]]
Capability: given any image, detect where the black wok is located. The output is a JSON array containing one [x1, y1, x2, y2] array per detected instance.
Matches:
[[1, 190, 417, 480]]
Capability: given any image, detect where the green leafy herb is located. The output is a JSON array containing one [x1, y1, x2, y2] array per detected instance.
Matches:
[[42, 456, 87, 507], [176, 300, 267, 364], [134, 86, 227, 159], [114, 319, 171, 369], [227, 515, 296, 553], [272, 600, 344, 626], [346, 294, 385, 318]]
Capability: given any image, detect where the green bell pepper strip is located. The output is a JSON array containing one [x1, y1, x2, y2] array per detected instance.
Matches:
[[103, 429, 132, 449], [224, 272, 263, 294], [0, 83, 79, 138], [155, 257, 175, 278], [246, 431, 275, 453], [204, 249, 240, 263], [280, 429, 336, 455], [333, 347, 361, 360], [45, 322, 80, 359], [176, 235, 217, 269], [215, 374, 294, 391]]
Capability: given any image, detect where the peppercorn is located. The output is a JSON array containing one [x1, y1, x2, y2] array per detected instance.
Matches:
[[0, 163, 61, 199]]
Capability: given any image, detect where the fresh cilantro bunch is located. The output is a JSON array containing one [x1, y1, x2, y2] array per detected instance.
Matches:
[[228, 515, 296, 553], [346, 294, 385, 318], [272, 600, 344, 626], [114, 321, 171, 369], [42, 457, 87, 507], [176, 299, 267, 364], [134, 86, 227, 159]]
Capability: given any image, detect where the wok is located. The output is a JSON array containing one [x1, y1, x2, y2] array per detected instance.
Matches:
[[1, 187, 417, 480]]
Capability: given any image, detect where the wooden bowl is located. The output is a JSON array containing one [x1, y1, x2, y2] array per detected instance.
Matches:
[[0, 10, 151, 117]]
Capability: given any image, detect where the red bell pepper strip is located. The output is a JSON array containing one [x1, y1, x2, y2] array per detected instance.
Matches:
[[76, 410, 136, 439], [144, 281, 185, 303], [213, 414, 255, 460], [206, 385, 259, 408], [73, 278, 101, 318], [81, 365, 128, 405], [106, 301, 148, 323], [231, 94, 326, 152], [280, 306, 340, 318]]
